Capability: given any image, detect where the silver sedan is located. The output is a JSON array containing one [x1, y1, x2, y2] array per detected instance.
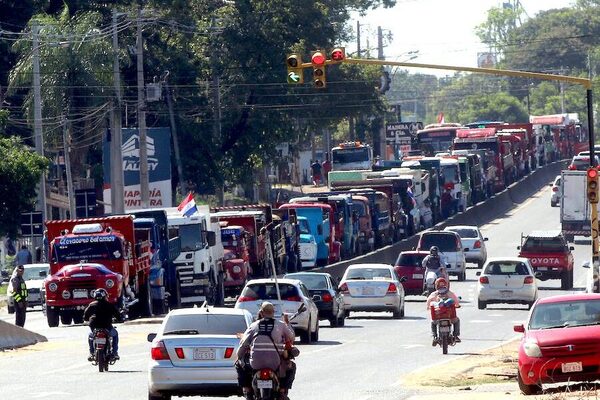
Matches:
[[339, 263, 406, 319], [476, 257, 538, 310]]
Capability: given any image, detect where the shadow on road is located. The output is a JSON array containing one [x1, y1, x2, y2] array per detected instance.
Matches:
[[307, 340, 342, 346], [399, 316, 426, 321], [108, 370, 145, 373]]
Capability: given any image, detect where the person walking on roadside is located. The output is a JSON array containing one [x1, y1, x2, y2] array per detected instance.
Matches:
[[310, 160, 322, 186], [322, 153, 332, 186], [15, 245, 32, 266], [11, 265, 28, 327]]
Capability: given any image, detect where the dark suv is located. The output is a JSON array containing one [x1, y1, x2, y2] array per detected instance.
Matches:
[[517, 231, 574, 289]]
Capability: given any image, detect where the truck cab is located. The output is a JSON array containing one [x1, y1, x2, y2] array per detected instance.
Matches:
[[331, 141, 373, 171], [518, 231, 574, 290], [219, 224, 251, 297], [295, 216, 318, 269]]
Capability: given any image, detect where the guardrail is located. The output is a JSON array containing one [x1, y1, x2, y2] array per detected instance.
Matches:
[[321, 160, 567, 280]]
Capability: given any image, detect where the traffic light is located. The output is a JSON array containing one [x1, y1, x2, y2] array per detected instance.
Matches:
[[286, 54, 304, 84], [588, 167, 599, 203], [331, 47, 346, 62], [311, 50, 326, 88]]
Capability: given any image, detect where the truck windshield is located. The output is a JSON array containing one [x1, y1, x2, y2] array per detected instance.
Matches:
[[178, 224, 204, 252], [53, 235, 123, 262], [332, 148, 370, 164], [440, 165, 459, 185], [454, 141, 498, 152], [298, 219, 311, 235]]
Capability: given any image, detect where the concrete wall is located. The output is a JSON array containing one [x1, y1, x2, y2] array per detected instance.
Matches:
[[322, 160, 567, 281], [0, 319, 47, 350]]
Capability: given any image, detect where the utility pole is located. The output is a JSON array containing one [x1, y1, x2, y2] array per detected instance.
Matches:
[[32, 23, 47, 219], [356, 21, 361, 58], [137, 7, 150, 208], [63, 118, 75, 218], [163, 72, 186, 196], [376, 26, 385, 158], [111, 9, 125, 213], [210, 17, 223, 204]]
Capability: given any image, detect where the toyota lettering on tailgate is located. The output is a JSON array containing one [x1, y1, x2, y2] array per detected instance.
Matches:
[[529, 257, 561, 265]]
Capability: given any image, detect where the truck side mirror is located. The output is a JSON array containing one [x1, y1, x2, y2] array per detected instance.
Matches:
[[206, 231, 216, 247]]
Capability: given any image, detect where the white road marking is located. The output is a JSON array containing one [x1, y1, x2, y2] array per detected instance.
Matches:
[[30, 392, 72, 398], [399, 344, 425, 349], [488, 314, 504, 317], [301, 340, 357, 355], [470, 319, 492, 323]]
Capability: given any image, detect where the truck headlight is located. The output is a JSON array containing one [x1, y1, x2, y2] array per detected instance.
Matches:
[[523, 339, 542, 358], [105, 279, 115, 289], [61, 290, 71, 300], [48, 282, 58, 292], [233, 265, 242, 273]]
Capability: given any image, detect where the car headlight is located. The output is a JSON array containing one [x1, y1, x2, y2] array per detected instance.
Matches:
[[48, 282, 58, 292], [105, 279, 115, 289], [61, 290, 71, 300], [523, 339, 542, 358]]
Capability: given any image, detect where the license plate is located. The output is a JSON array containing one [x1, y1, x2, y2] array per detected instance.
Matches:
[[94, 337, 107, 345], [439, 326, 451, 333], [362, 287, 375, 295], [257, 380, 273, 389], [193, 348, 216, 360], [73, 289, 88, 299], [412, 274, 424, 279], [537, 267, 548, 271], [500, 290, 513, 297], [561, 362, 582, 373]]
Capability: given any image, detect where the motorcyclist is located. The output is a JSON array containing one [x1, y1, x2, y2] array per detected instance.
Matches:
[[236, 302, 297, 400], [83, 288, 121, 361], [422, 245, 449, 282], [426, 277, 461, 345]]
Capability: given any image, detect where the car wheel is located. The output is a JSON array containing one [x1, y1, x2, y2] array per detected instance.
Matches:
[[329, 316, 338, 327], [300, 320, 312, 344], [148, 392, 170, 400], [344, 310, 351, 319], [392, 305, 403, 319], [310, 320, 319, 342], [517, 371, 542, 395], [338, 314, 345, 327], [477, 260, 484, 269], [477, 299, 486, 310]]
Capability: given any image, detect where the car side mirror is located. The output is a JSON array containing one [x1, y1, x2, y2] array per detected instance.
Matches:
[[582, 261, 591, 269], [483, 237, 488, 242], [297, 303, 307, 313], [570, 246, 575, 251], [517, 246, 521, 250], [476, 271, 481, 276], [513, 324, 525, 333], [147, 333, 157, 342], [548, 183, 553, 187]]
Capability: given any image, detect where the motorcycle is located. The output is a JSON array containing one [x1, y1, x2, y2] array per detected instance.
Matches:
[[423, 263, 451, 296], [430, 299, 459, 355], [250, 304, 305, 400], [90, 328, 117, 372]]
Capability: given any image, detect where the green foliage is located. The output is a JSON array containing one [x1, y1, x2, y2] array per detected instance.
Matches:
[[0, 137, 49, 238], [457, 92, 528, 123]]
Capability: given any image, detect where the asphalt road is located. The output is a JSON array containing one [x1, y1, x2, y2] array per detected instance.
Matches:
[[0, 184, 590, 400]]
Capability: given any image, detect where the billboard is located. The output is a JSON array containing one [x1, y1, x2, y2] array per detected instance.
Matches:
[[103, 127, 172, 212], [477, 52, 496, 68]]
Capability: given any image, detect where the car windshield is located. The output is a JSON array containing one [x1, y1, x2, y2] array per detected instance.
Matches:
[[346, 268, 391, 280], [529, 300, 600, 330], [484, 261, 529, 275], [521, 236, 567, 252], [420, 234, 458, 252], [285, 274, 328, 290], [396, 253, 427, 267], [23, 266, 49, 280], [241, 283, 301, 301], [446, 228, 478, 239], [162, 314, 247, 336]]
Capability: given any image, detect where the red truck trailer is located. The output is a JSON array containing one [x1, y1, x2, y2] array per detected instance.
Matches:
[[44, 216, 152, 327]]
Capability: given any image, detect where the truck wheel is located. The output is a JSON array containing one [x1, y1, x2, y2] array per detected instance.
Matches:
[[73, 311, 84, 324], [169, 281, 182, 311], [140, 278, 154, 318], [216, 274, 225, 306], [561, 269, 574, 290], [47, 308, 59, 327], [60, 311, 73, 325]]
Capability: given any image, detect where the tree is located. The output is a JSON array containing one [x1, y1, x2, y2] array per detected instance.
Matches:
[[0, 137, 49, 238], [456, 92, 528, 123], [475, 3, 525, 56]]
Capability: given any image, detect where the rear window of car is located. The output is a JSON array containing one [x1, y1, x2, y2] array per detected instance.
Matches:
[[162, 314, 248, 335], [529, 299, 600, 330], [285, 274, 328, 290], [484, 261, 529, 275], [396, 253, 426, 267], [419, 233, 458, 252], [241, 283, 301, 301], [446, 228, 478, 239], [346, 268, 392, 280], [521, 236, 567, 252]]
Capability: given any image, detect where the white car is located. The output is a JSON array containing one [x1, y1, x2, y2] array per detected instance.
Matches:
[[476, 257, 538, 310], [444, 225, 488, 268], [147, 307, 253, 400], [416, 230, 468, 281], [234, 278, 320, 344], [550, 175, 561, 207], [7, 263, 50, 313], [338, 263, 405, 319]]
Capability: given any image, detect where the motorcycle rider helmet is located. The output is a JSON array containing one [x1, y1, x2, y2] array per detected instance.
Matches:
[[430, 246, 439, 256], [94, 288, 108, 301]]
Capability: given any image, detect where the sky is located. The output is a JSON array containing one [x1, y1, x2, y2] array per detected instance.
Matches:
[[349, 0, 575, 76]]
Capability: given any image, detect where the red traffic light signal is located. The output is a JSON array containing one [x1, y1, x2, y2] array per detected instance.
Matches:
[[589, 168, 598, 179], [311, 51, 326, 66], [331, 47, 346, 62], [588, 167, 599, 203]]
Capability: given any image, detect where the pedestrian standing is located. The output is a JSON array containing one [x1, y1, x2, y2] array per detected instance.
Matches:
[[15, 245, 32, 266], [322, 153, 332, 186], [11, 265, 28, 327], [310, 160, 322, 186]]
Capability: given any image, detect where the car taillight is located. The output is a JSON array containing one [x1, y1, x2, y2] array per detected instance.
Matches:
[[387, 283, 397, 293], [321, 293, 333, 302], [552, 187, 558, 192], [224, 347, 234, 359], [474, 240, 481, 249], [151, 340, 170, 361], [479, 276, 489, 284], [284, 295, 302, 302], [260, 369, 271, 379], [174, 347, 185, 359], [524, 276, 534, 284], [339, 283, 349, 294], [568, 164, 576, 170], [237, 296, 257, 302]]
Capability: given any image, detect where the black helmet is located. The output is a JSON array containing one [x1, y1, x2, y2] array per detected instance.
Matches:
[[430, 246, 439, 255], [94, 288, 108, 300]]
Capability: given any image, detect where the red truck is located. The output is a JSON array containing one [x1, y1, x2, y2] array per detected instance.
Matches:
[[219, 224, 251, 297], [44, 216, 152, 327], [517, 231, 575, 290]]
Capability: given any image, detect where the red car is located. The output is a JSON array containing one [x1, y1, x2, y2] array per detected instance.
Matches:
[[394, 251, 429, 296], [514, 293, 600, 395]]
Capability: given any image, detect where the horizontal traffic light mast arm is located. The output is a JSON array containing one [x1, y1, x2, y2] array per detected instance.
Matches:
[[341, 58, 592, 89]]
